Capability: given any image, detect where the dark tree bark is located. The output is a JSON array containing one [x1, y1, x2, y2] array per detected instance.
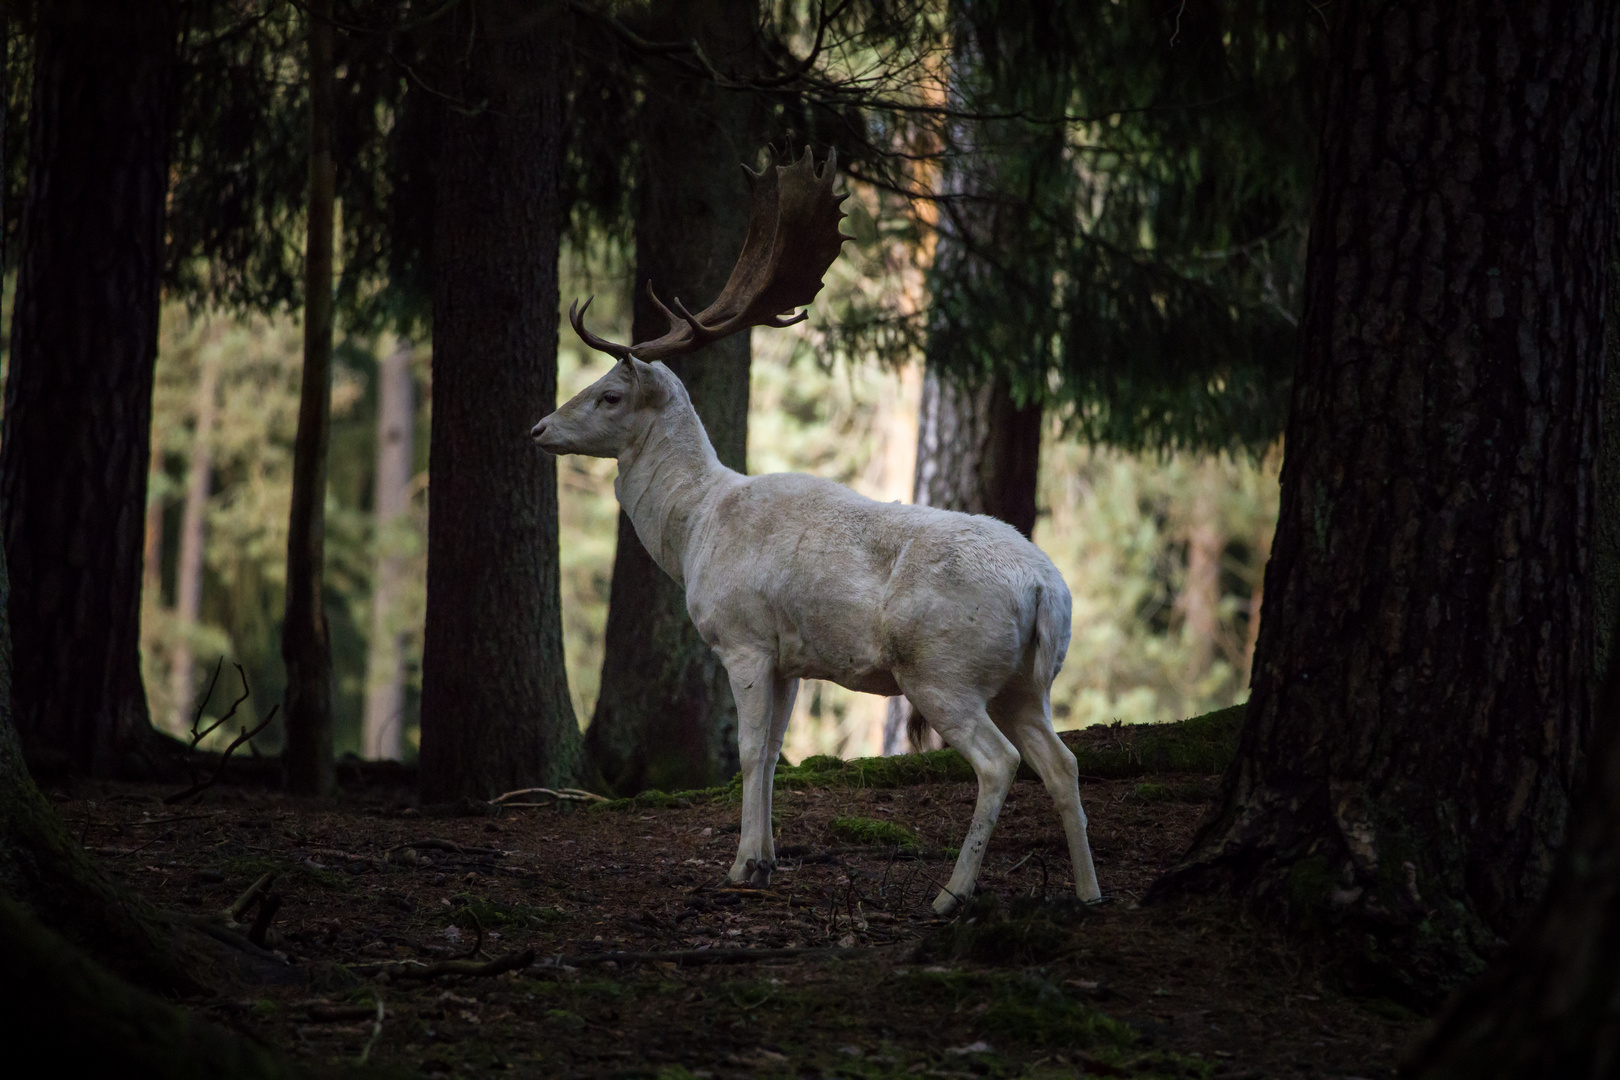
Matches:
[[584, 0, 763, 796], [419, 0, 580, 800], [1152, 0, 1617, 1001], [281, 0, 337, 796], [0, 0, 180, 778]]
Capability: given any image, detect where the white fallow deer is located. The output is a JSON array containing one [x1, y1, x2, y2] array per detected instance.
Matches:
[[530, 148, 1100, 913]]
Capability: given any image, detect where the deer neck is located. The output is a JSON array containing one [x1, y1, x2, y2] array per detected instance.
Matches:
[[614, 398, 731, 586]]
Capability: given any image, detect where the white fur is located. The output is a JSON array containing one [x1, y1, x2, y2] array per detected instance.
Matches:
[[532, 357, 1100, 912]]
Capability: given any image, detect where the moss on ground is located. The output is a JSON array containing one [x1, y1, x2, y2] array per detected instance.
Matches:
[[829, 816, 919, 848], [592, 706, 1245, 811]]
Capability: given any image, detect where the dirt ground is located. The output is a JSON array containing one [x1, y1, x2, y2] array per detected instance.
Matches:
[[52, 767, 1420, 1079]]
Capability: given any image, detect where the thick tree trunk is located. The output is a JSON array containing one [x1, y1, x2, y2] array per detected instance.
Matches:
[[170, 350, 219, 732], [281, 0, 337, 796], [913, 366, 1042, 536], [362, 342, 413, 761], [585, 0, 761, 796], [0, 0, 179, 779], [0, 894, 293, 1079], [419, 0, 580, 800], [1151, 0, 1616, 1001], [0, 488, 200, 996]]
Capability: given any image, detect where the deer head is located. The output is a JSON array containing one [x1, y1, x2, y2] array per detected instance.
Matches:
[[532, 146, 850, 457]]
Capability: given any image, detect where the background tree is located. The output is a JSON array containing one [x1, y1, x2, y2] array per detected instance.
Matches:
[[584, 0, 768, 796], [1152, 0, 1615, 1001], [281, 0, 337, 796], [417, 0, 580, 799], [0, 0, 182, 778], [362, 340, 414, 761]]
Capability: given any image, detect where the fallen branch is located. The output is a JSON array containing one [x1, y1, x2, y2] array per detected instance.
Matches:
[[542, 946, 864, 969], [384, 838, 505, 857], [490, 786, 607, 805], [164, 704, 279, 805], [355, 946, 535, 981], [226, 871, 278, 924]]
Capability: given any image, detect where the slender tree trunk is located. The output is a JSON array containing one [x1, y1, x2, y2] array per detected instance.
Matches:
[[1240, 513, 1272, 687], [1151, 0, 1616, 1002], [0, 0, 180, 778], [418, 0, 579, 800], [585, 0, 762, 796], [363, 342, 413, 761], [1178, 467, 1222, 692], [169, 350, 219, 732], [142, 468, 166, 608], [281, 0, 337, 796]]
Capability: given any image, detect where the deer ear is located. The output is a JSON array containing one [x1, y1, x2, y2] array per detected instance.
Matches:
[[627, 355, 669, 408]]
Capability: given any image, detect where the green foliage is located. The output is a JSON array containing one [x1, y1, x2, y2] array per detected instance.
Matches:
[[918, 0, 1323, 452], [142, 305, 427, 756], [829, 816, 919, 848], [921, 893, 1091, 965], [1133, 782, 1173, 803]]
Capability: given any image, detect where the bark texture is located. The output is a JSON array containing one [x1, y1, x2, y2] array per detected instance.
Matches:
[[363, 343, 414, 761], [0, 487, 200, 996], [419, 0, 580, 800], [0, 0, 179, 778], [913, 366, 1042, 537], [584, 0, 762, 796], [1152, 0, 1616, 999]]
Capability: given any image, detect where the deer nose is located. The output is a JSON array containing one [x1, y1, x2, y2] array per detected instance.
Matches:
[[529, 418, 549, 443]]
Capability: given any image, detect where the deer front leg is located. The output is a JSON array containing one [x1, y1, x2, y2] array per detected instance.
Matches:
[[726, 656, 780, 886]]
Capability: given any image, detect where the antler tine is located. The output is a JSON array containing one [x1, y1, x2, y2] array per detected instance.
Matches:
[[568, 297, 633, 361], [567, 146, 849, 363]]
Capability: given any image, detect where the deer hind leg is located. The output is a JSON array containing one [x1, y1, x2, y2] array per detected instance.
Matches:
[[901, 682, 1020, 915], [726, 656, 793, 886], [993, 686, 1100, 902]]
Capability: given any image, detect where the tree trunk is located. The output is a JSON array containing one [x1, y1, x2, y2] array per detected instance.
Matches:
[[281, 0, 337, 796], [363, 342, 413, 761], [584, 0, 761, 796], [0, 0, 179, 779], [0, 478, 201, 996], [1178, 465, 1223, 696], [170, 350, 219, 732], [913, 366, 1042, 536], [1151, 0, 1615, 1002], [0, 520, 296, 1072], [418, 0, 580, 800]]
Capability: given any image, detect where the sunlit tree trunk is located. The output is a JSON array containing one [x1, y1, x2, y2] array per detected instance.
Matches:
[[0, 0, 180, 778], [169, 349, 219, 732], [1152, 0, 1616, 1002], [419, 0, 580, 799], [363, 342, 413, 761], [585, 0, 762, 795], [1177, 467, 1222, 693]]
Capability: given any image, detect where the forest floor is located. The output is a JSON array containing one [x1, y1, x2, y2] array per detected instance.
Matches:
[[51, 730, 1419, 1080]]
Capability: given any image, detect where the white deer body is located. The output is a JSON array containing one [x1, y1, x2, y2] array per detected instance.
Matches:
[[534, 357, 1101, 912]]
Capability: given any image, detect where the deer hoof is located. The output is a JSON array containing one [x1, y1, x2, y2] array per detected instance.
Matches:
[[747, 858, 775, 887], [932, 887, 965, 916]]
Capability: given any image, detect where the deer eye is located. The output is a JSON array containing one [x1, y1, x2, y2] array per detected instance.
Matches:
[[601, 391, 623, 406]]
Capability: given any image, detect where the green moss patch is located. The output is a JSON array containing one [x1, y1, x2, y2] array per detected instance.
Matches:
[[592, 706, 1245, 811], [895, 969, 1135, 1052], [829, 816, 919, 848]]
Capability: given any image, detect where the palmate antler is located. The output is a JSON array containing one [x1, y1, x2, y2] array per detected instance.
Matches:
[[569, 147, 851, 361]]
